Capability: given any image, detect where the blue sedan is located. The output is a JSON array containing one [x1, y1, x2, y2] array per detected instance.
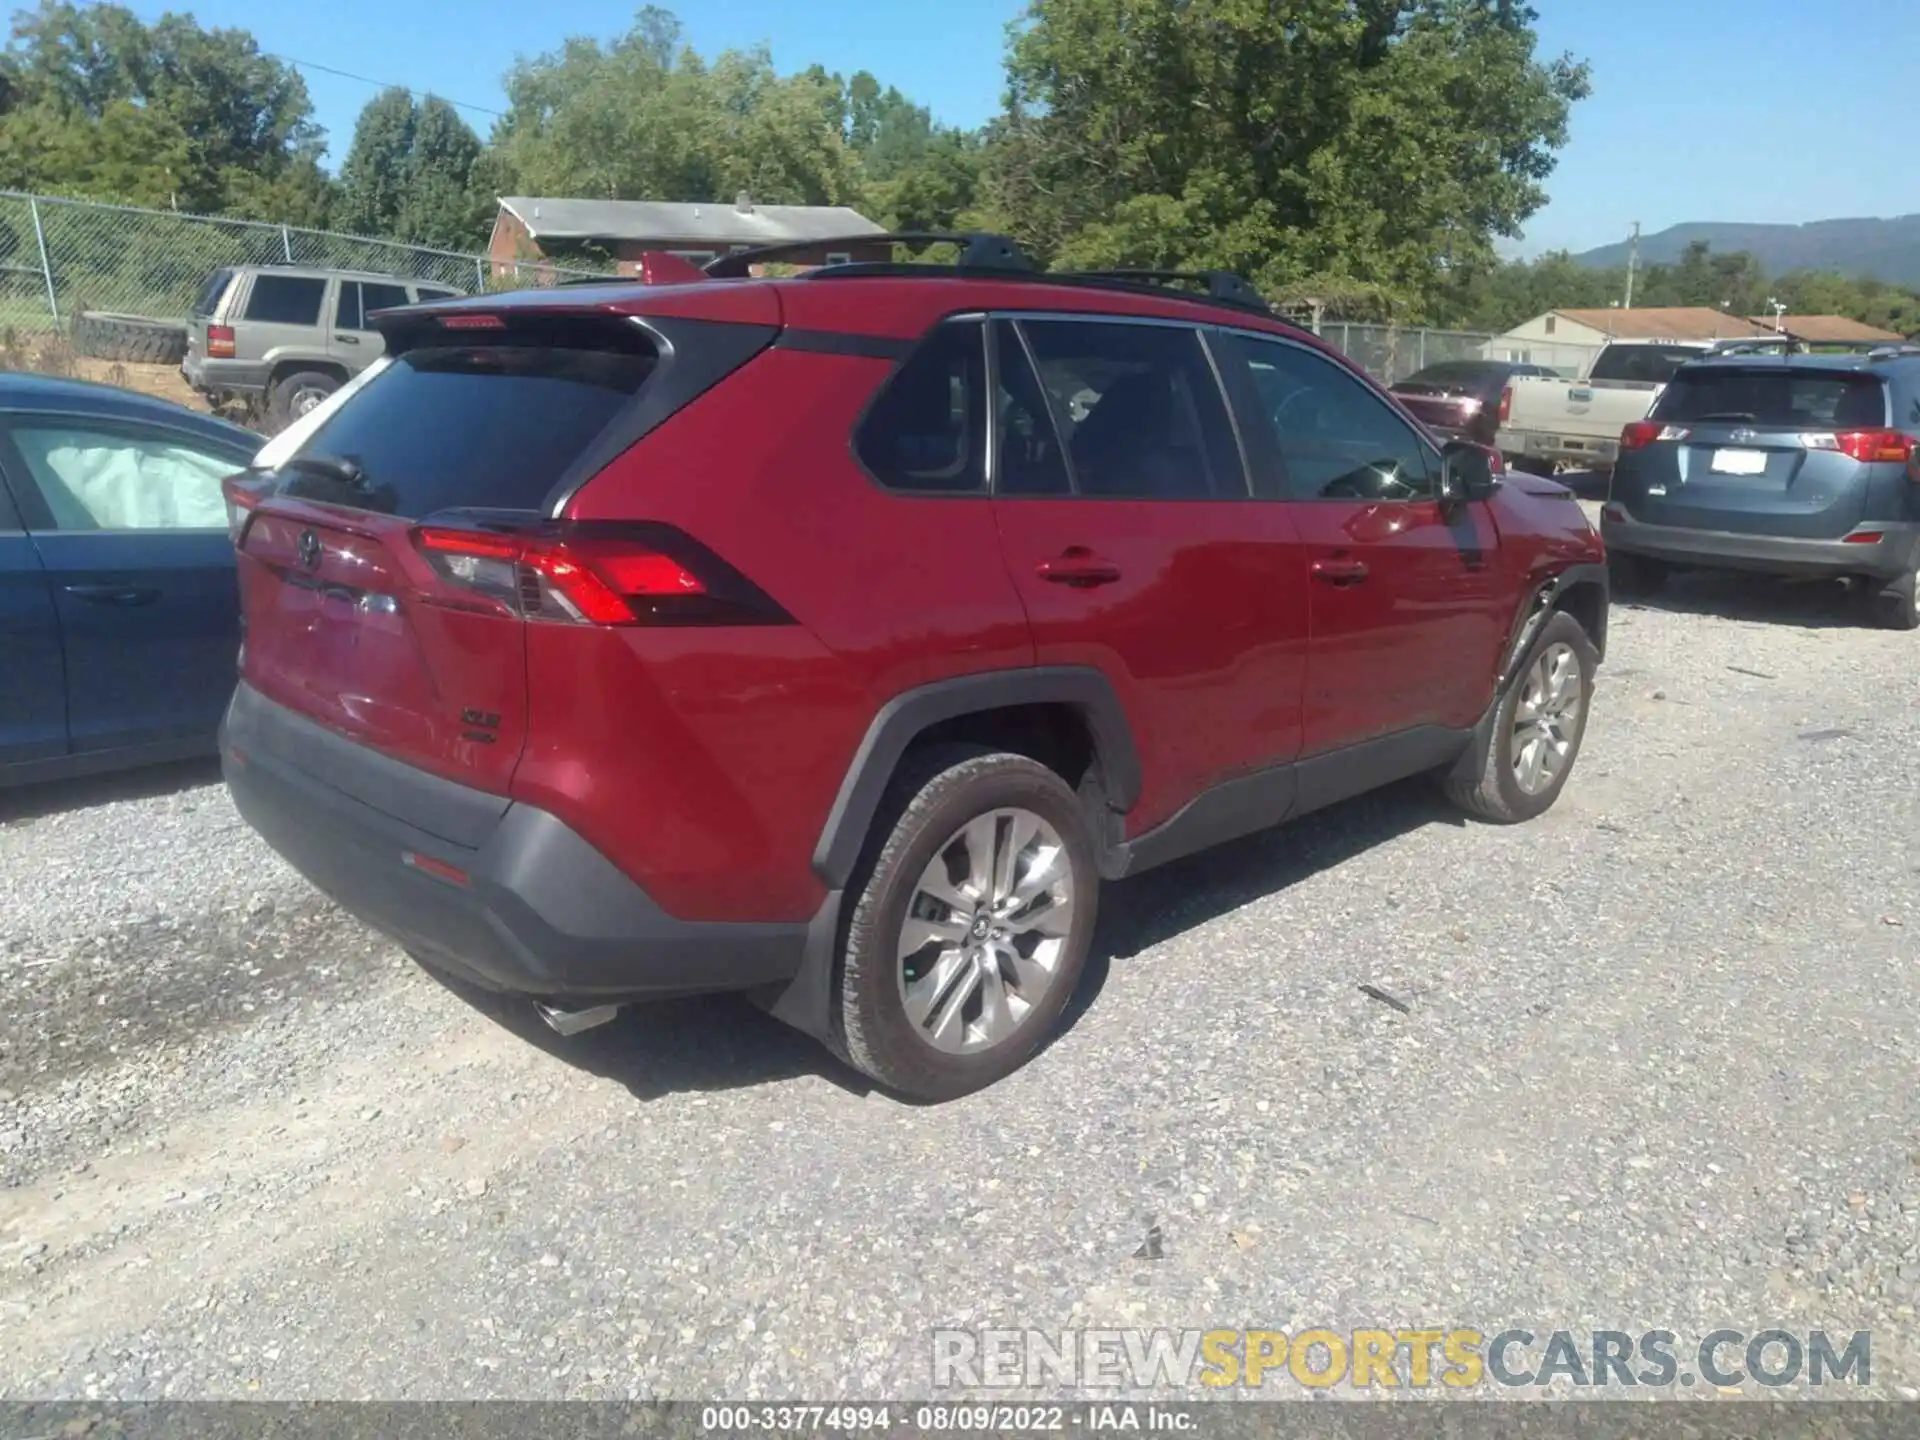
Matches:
[[0, 373, 263, 787]]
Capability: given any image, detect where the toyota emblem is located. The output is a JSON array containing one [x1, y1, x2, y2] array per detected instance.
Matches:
[[298, 529, 322, 570], [1729, 428, 1757, 444]]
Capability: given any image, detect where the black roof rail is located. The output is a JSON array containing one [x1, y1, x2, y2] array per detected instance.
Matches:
[[1055, 268, 1270, 316], [704, 231, 1036, 279], [701, 232, 1275, 320]]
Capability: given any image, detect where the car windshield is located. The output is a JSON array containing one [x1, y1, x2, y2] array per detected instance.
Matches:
[[1653, 368, 1888, 428]]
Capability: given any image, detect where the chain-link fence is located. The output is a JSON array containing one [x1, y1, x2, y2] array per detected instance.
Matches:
[[0, 190, 616, 338], [1310, 321, 1603, 385]]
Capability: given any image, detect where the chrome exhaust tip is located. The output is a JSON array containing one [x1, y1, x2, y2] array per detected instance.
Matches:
[[535, 1001, 622, 1037]]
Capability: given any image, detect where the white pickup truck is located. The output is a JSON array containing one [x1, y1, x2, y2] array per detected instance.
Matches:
[[1494, 337, 1799, 475]]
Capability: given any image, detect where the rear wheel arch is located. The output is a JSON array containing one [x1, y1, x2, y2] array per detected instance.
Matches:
[[266, 357, 348, 391], [811, 668, 1141, 891]]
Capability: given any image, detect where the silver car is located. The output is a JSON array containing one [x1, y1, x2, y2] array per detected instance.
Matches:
[[181, 265, 463, 427]]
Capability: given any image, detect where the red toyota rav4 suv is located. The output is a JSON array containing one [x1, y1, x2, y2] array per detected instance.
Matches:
[[221, 237, 1608, 1100]]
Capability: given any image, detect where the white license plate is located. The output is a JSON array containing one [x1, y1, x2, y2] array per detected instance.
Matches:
[[1711, 448, 1768, 475]]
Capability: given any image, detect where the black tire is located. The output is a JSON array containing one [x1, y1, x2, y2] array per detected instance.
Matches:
[[269, 369, 341, 429], [1866, 564, 1920, 631], [1445, 610, 1598, 824], [837, 748, 1099, 1101], [1609, 549, 1669, 596], [72, 311, 188, 366]]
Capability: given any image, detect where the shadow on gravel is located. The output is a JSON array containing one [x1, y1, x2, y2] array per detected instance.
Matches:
[[422, 968, 868, 1102], [0, 755, 222, 825], [428, 777, 1462, 1102], [1619, 571, 1867, 631], [1060, 775, 1463, 1038]]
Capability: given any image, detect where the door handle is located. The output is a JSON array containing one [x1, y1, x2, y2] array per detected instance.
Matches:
[[1036, 550, 1122, 588], [64, 584, 161, 606], [1309, 558, 1370, 586], [335, 334, 362, 344]]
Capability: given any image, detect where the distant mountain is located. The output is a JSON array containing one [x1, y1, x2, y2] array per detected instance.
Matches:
[[1572, 216, 1920, 288]]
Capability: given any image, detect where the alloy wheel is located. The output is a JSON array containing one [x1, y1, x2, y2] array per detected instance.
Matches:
[[1510, 641, 1583, 795], [894, 807, 1076, 1055]]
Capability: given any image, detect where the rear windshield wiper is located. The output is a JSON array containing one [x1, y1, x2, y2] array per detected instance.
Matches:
[[281, 453, 367, 488], [276, 453, 400, 514]]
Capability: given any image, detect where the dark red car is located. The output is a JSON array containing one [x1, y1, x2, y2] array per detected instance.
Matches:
[[1391, 359, 1561, 448], [221, 238, 1608, 1100]]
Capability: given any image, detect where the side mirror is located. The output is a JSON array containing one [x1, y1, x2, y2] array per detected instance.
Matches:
[[1438, 440, 1496, 507]]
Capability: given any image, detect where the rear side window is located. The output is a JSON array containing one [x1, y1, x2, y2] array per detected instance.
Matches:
[[1588, 345, 1706, 384], [855, 319, 986, 494], [362, 282, 410, 319], [335, 281, 412, 330], [288, 328, 656, 517], [1653, 369, 1888, 428], [245, 275, 326, 326], [1017, 319, 1243, 499]]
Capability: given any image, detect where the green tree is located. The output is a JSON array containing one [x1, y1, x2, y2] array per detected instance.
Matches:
[[401, 96, 487, 250], [0, 0, 325, 213], [490, 8, 865, 209], [336, 89, 487, 248], [978, 0, 1589, 320], [335, 87, 417, 238]]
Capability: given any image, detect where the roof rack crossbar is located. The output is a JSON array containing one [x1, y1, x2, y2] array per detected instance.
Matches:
[[704, 231, 1036, 279]]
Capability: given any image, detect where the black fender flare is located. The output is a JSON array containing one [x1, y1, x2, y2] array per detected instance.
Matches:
[[810, 665, 1142, 890], [1496, 561, 1609, 694], [763, 666, 1141, 1047], [1456, 561, 1609, 786]]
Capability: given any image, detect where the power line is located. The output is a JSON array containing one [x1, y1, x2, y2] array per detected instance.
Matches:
[[265, 52, 508, 120]]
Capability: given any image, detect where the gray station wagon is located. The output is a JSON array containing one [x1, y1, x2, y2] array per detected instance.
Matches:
[[181, 265, 464, 428], [1603, 348, 1920, 629]]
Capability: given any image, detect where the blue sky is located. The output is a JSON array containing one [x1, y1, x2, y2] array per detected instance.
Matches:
[[130, 0, 1920, 257]]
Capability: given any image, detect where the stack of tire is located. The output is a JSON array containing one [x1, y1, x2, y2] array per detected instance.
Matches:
[[71, 312, 189, 366]]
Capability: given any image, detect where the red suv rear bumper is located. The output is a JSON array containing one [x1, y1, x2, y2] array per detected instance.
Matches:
[[220, 683, 814, 1004]]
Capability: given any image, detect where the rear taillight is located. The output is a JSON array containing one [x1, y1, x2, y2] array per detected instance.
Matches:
[[1619, 420, 1660, 452], [1830, 429, 1915, 464], [221, 472, 269, 544], [207, 324, 236, 359], [1497, 386, 1512, 425], [410, 524, 790, 627]]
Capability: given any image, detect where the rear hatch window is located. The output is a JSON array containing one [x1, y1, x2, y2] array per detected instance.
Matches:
[[192, 268, 235, 319], [1652, 368, 1888, 429], [281, 324, 657, 517]]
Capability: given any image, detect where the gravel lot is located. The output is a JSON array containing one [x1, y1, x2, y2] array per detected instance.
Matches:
[[3, 499, 1918, 1401]]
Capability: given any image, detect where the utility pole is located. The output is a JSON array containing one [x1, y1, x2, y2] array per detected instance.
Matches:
[[1623, 221, 1640, 311]]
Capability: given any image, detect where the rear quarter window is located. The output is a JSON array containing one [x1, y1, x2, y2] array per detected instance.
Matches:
[[1653, 370, 1888, 428], [244, 275, 327, 326]]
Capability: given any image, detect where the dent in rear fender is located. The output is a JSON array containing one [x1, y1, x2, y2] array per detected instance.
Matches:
[[810, 666, 1143, 889]]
